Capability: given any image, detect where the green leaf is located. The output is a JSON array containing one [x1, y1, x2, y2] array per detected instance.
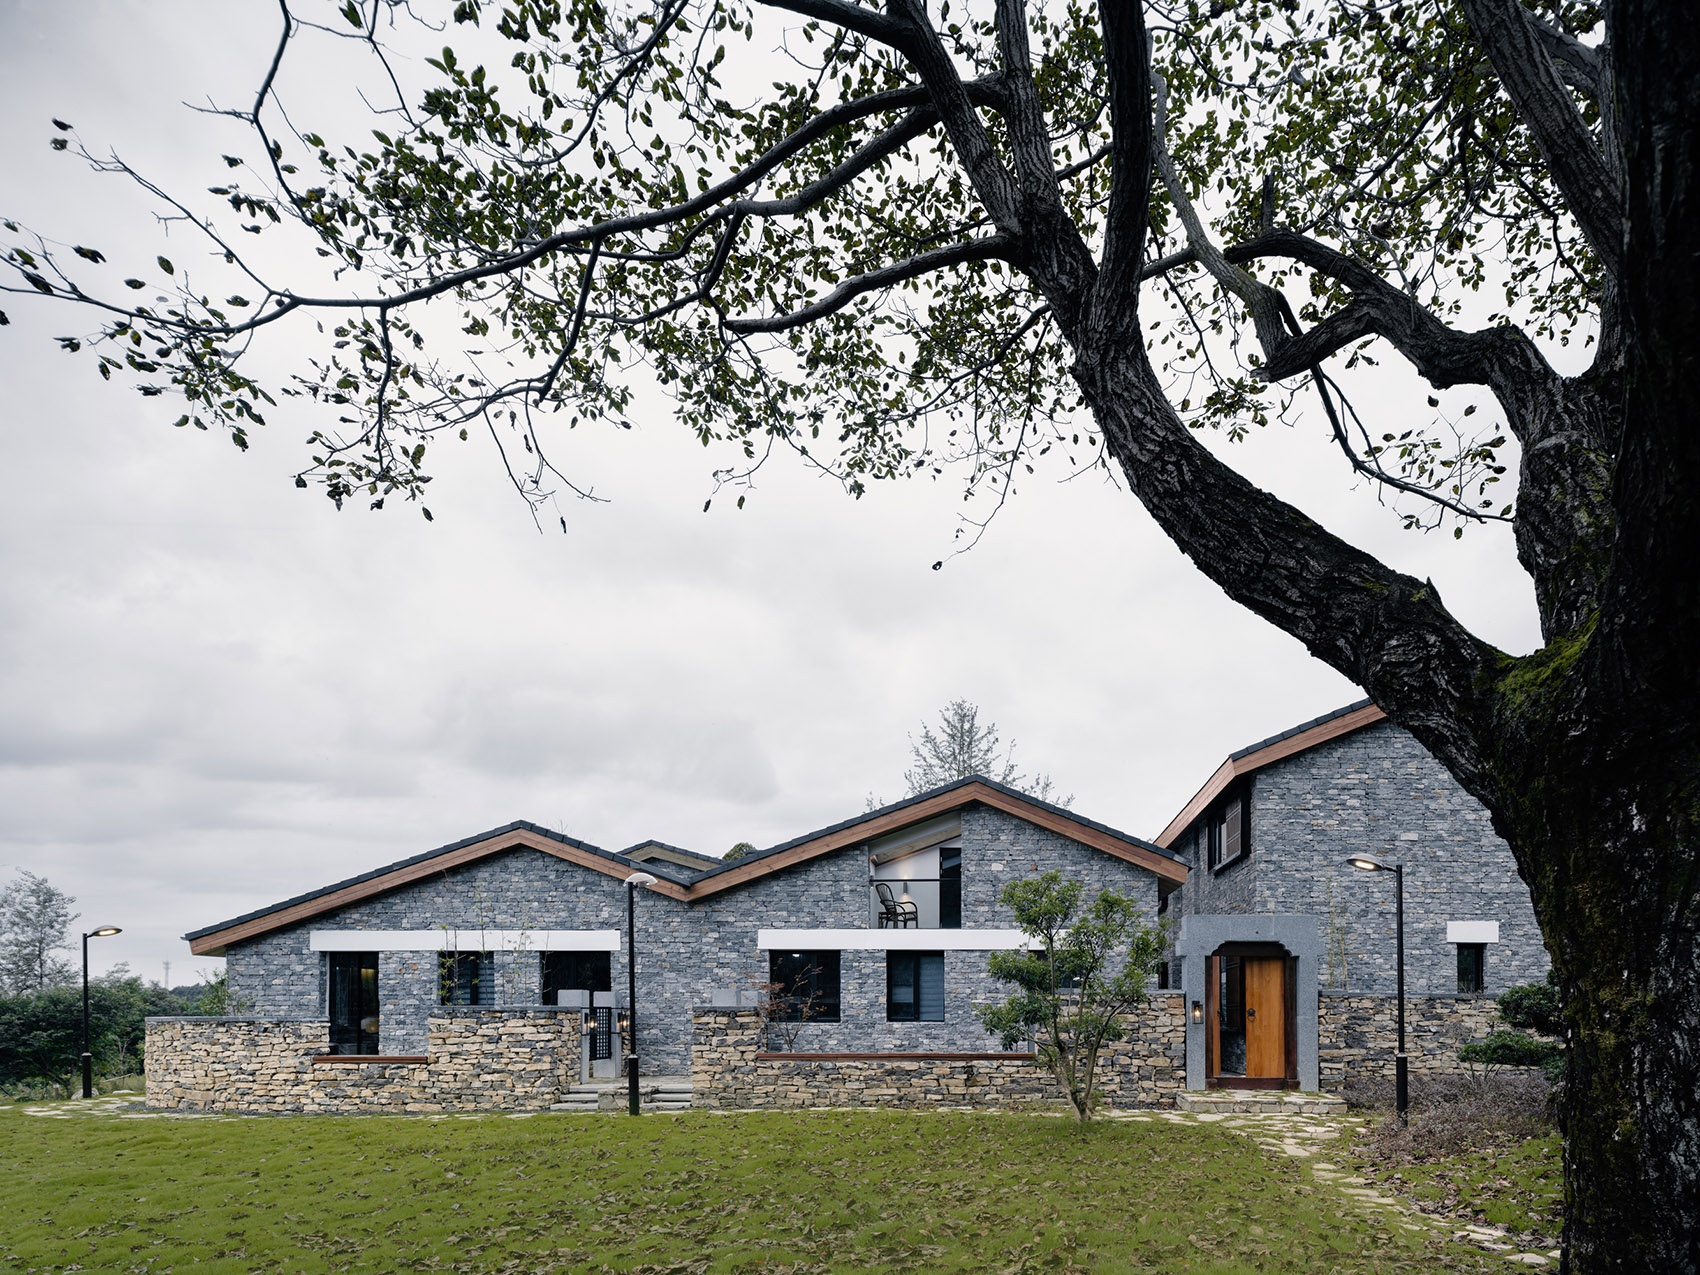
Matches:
[[156, 256, 174, 275]]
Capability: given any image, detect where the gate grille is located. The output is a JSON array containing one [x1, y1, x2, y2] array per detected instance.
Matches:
[[591, 1006, 614, 1061]]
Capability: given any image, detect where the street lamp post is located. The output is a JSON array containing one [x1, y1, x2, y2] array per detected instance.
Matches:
[[81, 926, 123, 1099], [1347, 855, 1408, 1124], [623, 872, 658, 1116]]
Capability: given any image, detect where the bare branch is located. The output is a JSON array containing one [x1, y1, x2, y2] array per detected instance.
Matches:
[[723, 234, 1014, 333]]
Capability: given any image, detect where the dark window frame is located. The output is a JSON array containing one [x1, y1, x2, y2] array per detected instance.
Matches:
[[328, 951, 380, 1055], [1456, 942, 1487, 994], [1205, 781, 1252, 872], [886, 951, 945, 1022], [439, 951, 495, 1006], [768, 950, 841, 1022], [938, 845, 962, 929]]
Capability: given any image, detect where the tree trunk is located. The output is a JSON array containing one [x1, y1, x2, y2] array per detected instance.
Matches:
[[1493, 683, 1700, 1273]]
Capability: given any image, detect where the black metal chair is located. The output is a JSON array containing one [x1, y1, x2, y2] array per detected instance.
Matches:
[[875, 881, 919, 929]]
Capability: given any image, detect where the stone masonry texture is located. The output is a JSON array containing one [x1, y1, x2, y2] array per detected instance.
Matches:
[[223, 805, 1168, 1075], [1173, 720, 1549, 996], [691, 999, 1187, 1111], [145, 1008, 583, 1113]]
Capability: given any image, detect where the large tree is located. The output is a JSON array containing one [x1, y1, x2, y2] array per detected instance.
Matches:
[[2, 0, 1695, 1267]]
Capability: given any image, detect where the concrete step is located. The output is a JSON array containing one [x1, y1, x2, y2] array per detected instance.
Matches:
[[1175, 1089, 1347, 1116]]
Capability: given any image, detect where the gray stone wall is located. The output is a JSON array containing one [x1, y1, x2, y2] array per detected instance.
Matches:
[[692, 998, 1186, 1110], [1173, 722, 1548, 996], [223, 805, 1168, 1073]]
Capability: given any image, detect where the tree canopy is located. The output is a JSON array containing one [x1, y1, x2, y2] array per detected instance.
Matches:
[[4, 0, 1697, 1267]]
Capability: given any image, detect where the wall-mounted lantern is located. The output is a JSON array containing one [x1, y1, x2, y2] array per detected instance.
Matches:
[[1191, 999, 1203, 1025]]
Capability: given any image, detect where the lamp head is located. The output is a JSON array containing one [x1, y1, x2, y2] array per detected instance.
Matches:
[[88, 926, 122, 938], [624, 871, 659, 889], [1347, 855, 1388, 872]]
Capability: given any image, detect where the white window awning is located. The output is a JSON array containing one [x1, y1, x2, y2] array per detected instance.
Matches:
[[757, 927, 1029, 952], [1445, 920, 1501, 944], [310, 929, 621, 953]]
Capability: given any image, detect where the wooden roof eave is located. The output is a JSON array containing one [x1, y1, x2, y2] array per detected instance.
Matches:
[[677, 781, 1186, 899], [188, 782, 1185, 954], [1153, 702, 1388, 848], [186, 828, 690, 955]]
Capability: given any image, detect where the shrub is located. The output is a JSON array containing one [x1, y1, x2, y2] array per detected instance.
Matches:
[[1459, 1029, 1563, 1078]]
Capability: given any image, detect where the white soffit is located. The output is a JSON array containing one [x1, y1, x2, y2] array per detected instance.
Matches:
[[757, 927, 1029, 951], [1445, 920, 1501, 944], [310, 929, 622, 952]]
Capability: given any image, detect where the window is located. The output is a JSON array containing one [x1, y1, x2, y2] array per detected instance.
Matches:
[[887, 952, 945, 1022], [1457, 943, 1486, 994], [938, 845, 962, 929], [439, 951, 495, 1005], [328, 952, 379, 1054], [1206, 787, 1250, 871], [541, 951, 611, 1005], [768, 950, 841, 1022]]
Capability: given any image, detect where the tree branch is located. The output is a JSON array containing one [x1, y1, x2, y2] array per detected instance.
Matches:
[[1459, 0, 1621, 278], [723, 234, 1013, 333]]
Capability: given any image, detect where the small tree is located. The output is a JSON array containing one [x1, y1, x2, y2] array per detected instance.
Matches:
[[1460, 972, 1565, 1083], [902, 700, 1071, 807], [979, 872, 1166, 1123], [0, 871, 78, 997], [723, 841, 756, 862]]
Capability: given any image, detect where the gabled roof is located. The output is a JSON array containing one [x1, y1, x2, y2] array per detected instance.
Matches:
[[185, 821, 699, 956], [678, 775, 1186, 896], [185, 776, 1185, 955], [1153, 699, 1387, 849]]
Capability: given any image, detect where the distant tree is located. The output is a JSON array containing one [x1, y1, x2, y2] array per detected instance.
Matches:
[[0, 970, 177, 1092], [979, 871, 1165, 1124], [187, 967, 249, 1016], [0, 871, 78, 997], [902, 699, 1071, 807], [723, 841, 756, 862]]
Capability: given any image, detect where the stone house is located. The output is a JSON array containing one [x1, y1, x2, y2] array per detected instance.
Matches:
[[1157, 700, 1549, 1091], [166, 778, 1185, 1107], [150, 701, 1547, 1112]]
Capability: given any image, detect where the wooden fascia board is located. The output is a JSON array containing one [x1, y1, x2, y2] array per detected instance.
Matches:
[[187, 829, 687, 955], [1153, 703, 1388, 849], [681, 782, 1185, 899]]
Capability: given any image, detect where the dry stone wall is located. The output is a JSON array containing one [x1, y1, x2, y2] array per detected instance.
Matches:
[[1319, 992, 1505, 1086], [145, 1008, 583, 1113], [691, 994, 1186, 1110]]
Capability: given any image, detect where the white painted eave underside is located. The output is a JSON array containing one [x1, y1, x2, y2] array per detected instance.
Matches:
[[310, 929, 621, 952], [757, 928, 1029, 951]]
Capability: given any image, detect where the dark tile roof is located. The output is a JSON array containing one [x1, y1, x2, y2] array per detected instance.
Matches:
[[1228, 698, 1378, 762]]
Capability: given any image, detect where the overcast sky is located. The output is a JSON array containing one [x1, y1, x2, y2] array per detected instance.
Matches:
[[0, 0, 1546, 987]]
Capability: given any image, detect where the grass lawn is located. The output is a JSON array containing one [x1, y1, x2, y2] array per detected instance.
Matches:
[[1356, 1130, 1563, 1238], [2, 1102, 1511, 1274]]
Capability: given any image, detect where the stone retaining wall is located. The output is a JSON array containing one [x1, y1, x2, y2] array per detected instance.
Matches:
[[691, 993, 1186, 1110], [1319, 992, 1505, 1086], [145, 1007, 582, 1113]]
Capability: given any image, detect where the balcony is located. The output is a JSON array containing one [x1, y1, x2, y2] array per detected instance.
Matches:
[[868, 878, 960, 930]]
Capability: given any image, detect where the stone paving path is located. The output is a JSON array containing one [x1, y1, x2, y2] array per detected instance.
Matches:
[[1110, 1107, 1562, 1268]]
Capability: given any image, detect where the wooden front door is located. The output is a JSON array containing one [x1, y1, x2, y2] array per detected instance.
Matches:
[[1243, 956, 1287, 1079]]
